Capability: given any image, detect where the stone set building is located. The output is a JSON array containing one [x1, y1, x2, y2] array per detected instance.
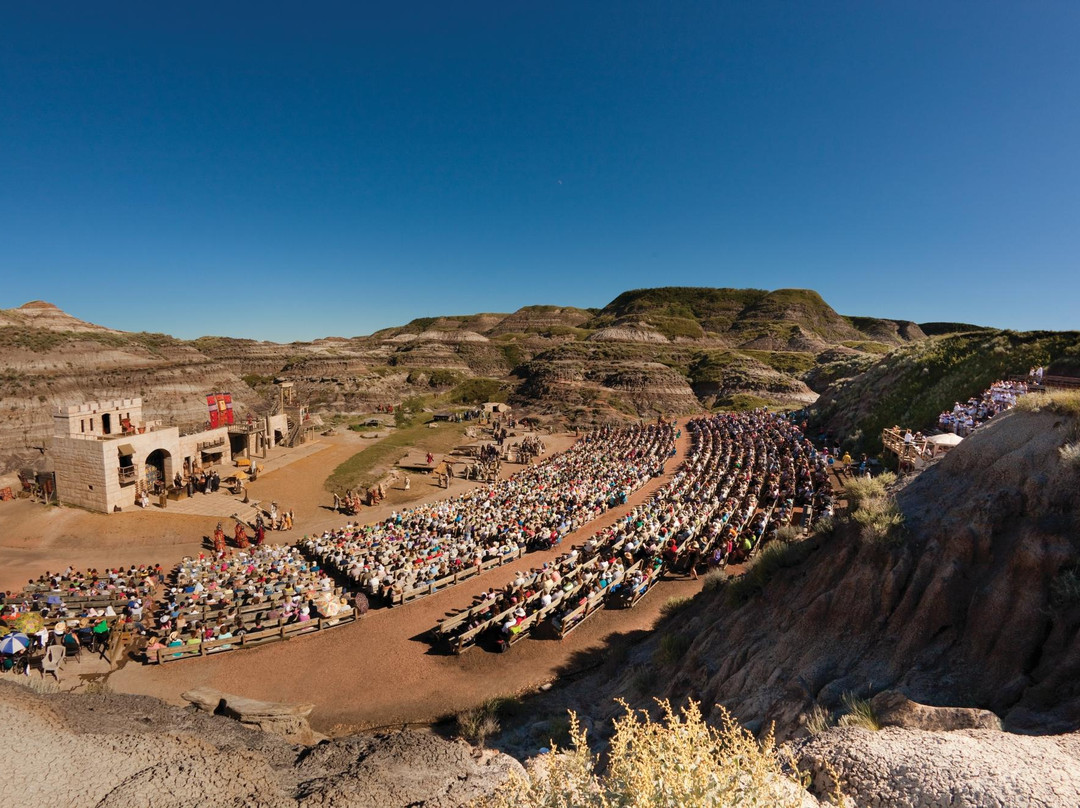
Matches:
[[50, 397, 290, 513]]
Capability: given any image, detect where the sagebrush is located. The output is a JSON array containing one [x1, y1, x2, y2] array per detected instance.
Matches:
[[472, 700, 815, 808]]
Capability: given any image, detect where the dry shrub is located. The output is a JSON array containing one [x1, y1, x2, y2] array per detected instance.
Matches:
[[842, 473, 896, 511], [659, 595, 693, 618], [472, 701, 815, 807], [458, 698, 502, 747], [1059, 442, 1080, 470], [702, 568, 727, 592], [844, 473, 904, 545], [775, 524, 803, 543], [1015, 390, 1080, 416]]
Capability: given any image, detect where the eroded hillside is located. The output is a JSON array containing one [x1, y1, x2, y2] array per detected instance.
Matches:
[[533, 407, 1080, 744], [0, 288, 926, 474]]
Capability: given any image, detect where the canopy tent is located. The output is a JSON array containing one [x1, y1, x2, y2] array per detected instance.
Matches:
[[927, 433, 963, 447]]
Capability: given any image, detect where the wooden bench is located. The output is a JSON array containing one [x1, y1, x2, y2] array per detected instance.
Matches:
[[154, 609, 359, 663]]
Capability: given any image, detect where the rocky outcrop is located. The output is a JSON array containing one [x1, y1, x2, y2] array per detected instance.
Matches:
[[0, 680, 523, 808], [870, 691, 1003, 732], [183, 687, 324, 745], [293, 732, 525, 808], [587, 324, 670, 344], [794, 726, 1080, 808]]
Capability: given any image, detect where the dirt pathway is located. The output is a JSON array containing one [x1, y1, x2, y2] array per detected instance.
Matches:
[[107, 427, 698, 732]]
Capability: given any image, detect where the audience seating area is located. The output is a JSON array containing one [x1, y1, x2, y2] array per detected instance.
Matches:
[[301, 423, 675, 608], [3, 424, 680, 667], [431, 411, 834, 654], [938, 380, 1027, 436]]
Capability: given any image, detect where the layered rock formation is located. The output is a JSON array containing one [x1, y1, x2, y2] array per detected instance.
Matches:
[[0, 288, 929, 474]]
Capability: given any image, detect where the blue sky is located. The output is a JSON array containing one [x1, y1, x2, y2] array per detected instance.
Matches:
[[2, 2, 1078, 341]]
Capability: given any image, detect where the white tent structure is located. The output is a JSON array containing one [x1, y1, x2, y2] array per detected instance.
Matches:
[[926, 432, 963, 457]]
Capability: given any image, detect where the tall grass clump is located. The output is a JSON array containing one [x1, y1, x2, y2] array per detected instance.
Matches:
[[471, 701, 819, 808], [837, 693, 881, 731], [805, 704, 834, 736]]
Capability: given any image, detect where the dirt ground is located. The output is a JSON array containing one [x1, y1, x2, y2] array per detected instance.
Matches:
[[1, 423, 703, 733]]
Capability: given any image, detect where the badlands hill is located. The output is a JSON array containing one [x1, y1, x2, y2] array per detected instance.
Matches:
[[3, 288, 1077, 475], [1, 288, 924, 474]]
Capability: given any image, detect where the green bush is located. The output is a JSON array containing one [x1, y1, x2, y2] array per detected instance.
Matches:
[[843, 472, 896, 511], [653, 633, 692, 665], [450, 378, 507, 404], [851, 497, 905, 544], [427, 368, 462, 387], [727, 539, 814, 606], [844, 472, 904, 544]]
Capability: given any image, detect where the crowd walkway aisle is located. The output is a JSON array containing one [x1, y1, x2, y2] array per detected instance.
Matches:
[[108, 425, 697, 732]]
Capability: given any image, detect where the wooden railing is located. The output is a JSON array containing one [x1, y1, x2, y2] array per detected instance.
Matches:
[[392, 546, 525, 605], [153, 608, 360, 663]]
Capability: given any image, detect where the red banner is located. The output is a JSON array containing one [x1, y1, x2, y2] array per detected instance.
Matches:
[[207, 393, 234, 428]]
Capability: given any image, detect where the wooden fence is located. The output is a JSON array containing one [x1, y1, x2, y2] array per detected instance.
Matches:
[[153, 608, 360, 664]]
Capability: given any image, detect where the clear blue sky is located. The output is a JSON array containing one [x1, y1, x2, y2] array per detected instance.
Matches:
[[2, 2, 1078, 341]]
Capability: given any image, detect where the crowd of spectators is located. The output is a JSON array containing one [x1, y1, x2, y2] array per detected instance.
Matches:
[[303, 423, 676, 605], [938, 380, 1028, 436], [437, 411, 834, 650], [6, 416, 845, 665]]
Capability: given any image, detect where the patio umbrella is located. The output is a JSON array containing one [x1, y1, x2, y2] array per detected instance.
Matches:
[[13, 613, 45, 634], [0, 633, 29, 654]]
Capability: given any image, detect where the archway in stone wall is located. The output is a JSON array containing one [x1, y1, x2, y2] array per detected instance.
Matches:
[[145, 448, 173, 489]]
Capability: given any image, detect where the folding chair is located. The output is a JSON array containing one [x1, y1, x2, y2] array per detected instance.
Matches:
[[42, 644, 65, 680]]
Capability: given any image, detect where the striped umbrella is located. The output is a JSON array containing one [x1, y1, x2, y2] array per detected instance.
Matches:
[[0, 633, 29, 654]]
